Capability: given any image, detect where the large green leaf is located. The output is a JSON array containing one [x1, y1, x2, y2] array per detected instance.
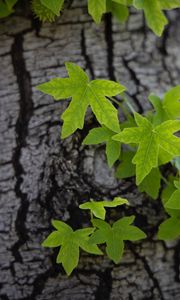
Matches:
[[133, 0, 168, 36], [113, 114, 180, 184], [37, 63, 125, 138]]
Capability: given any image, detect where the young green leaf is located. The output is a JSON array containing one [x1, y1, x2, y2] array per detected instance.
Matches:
[[89, 216, 146, 263], [42, 220, 102, 275], [83, 126, 121, 167], [40, 0, 64, 15], [113, 113, 180, 184], [133, 0, 168, 36], [36, 63, 125, 138], [88, 0, 106, 23], [79, 197, 129, 220], [138, 168, 161, 200]]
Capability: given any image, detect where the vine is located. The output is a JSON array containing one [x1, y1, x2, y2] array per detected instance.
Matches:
[[37, 63, 180, 275]]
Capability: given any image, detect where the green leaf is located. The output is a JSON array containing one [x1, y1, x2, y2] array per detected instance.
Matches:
[[138, 168, 161, 200], [158, 215, 180, 240], [133, 0, 168, 36], [0, 0, 17, 18], [79, 197, 129, 220], [148, 94, 169, 125], [37, 63, 125, 138], [89, 216, 146, 263], [115, 150, 136, 179], [83, 126, 121, 167], [88, 0, 106, 23], [107, 0, 129, 23], [159, 0, 180, 9], [159, 177, 180, 240], [42, 231, 64, 247], [163, 85, 180, 120], [42, 221, 102, 275], [165, 187, 180, 210], [113, 113, 180, 184], [40, 0, 64, 15]]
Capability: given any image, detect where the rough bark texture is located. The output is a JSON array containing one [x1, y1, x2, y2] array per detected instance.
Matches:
[[0, 1, 180, 299]]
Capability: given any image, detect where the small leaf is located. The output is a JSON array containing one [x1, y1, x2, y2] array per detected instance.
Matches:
[[83, 126, 121, 167], [89, 216, 146, 263], [79, 197, 129, 220]]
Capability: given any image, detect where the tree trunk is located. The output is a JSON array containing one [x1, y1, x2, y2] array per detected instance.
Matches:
[[0, 1, 180, 299]]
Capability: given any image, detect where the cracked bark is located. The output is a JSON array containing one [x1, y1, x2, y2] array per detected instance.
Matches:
[[0, 1, 180, 299]]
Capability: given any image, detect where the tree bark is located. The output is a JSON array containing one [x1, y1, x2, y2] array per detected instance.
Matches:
[[0, 1, 180, 299]]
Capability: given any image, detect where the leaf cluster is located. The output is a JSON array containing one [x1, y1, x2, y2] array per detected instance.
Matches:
[[37, 62, 180, 242], [1, 0, 180, 36], [42, 197, 146, 275]]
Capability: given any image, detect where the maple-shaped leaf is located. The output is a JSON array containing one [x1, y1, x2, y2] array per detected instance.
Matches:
[[79, 197, 129, 220], [83, 126, 121, 167], [42, 220, 102, 275], [113, 113, 180, 184], [36, 63, 125, 138], [89, 216, 146, 263]]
